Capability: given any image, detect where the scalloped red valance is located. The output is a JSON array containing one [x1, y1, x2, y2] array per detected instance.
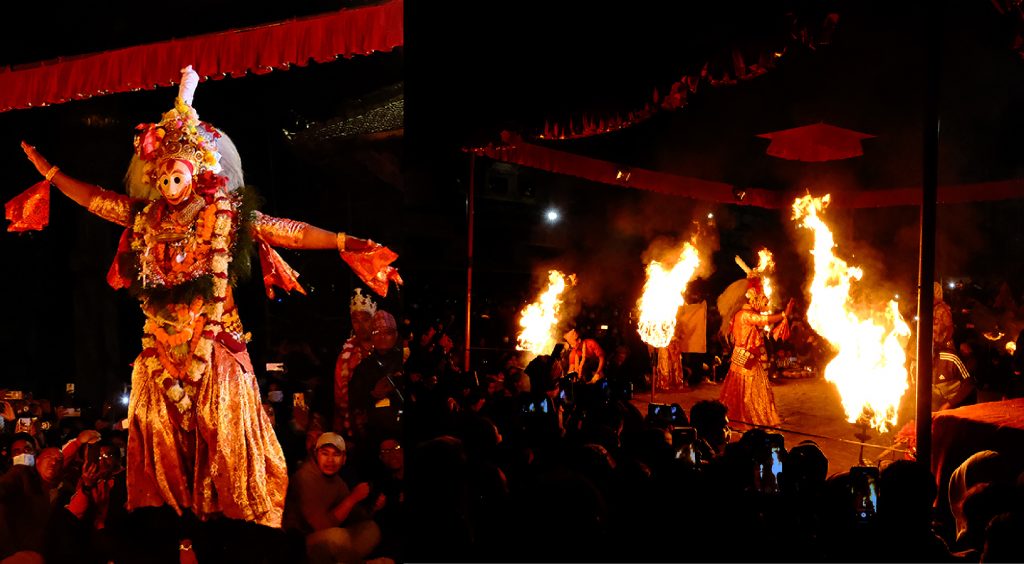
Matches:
[[0, 0, 403, 112]]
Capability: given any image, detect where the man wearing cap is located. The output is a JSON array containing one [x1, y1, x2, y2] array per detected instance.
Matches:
[[285, 432, 380, 563]]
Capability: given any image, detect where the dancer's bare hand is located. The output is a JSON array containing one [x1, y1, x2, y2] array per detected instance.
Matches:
[[784, 298, 795, 317], [342, 235, 376, 253], [20, 141, 51, 176]]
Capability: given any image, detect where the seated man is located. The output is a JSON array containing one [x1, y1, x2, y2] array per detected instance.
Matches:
[[933, 350, 975, 411], [284, 432, 380, 564]]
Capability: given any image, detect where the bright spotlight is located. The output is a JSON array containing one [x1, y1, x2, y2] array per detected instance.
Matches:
[[707, 213, 714, 219], [546, 209, 560, 223], [948, 282, 955, 290], [120, 393, 130, 406]]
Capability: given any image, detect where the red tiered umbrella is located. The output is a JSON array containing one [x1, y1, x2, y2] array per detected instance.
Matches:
[[757, 122, 875, 162]]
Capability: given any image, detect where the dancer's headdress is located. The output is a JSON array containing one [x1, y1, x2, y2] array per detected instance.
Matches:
[[124, 66, 243, 199], [736, 249, 775, 301], [717, 249, 776, 338]]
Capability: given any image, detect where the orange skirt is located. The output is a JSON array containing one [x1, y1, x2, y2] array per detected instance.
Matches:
[[125, 343, 287, 527], [719, 361, 781, 428]]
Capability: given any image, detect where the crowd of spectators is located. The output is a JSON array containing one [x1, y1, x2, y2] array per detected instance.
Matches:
[[6, 275, 1024, 562]]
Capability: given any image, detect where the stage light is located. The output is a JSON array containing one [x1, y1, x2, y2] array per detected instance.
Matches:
[[894, 294, 900, 300], [948, 282, 955, 290], [600, 324, 609, 330], [546, 209, 560, 223], [120, 393, 130, 406], [707, 213, 714, 219]]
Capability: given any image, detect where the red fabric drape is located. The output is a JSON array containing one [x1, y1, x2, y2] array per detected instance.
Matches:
[[473, 133, 784, 208], [0, 0, 403, 112], [471, 133, 1024, 208]]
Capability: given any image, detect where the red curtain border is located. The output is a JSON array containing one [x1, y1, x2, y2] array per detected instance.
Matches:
[[0, 0, 403, 112], [470, 133, 1024, 209]]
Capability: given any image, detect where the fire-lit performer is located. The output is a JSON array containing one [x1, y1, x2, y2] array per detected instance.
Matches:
[[7, 66, 401, 529], [717, 260, 793, 428], [564, 328, 606, 384]]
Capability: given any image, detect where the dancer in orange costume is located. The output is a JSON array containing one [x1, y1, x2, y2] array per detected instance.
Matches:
[[9, 66, 401, 529]]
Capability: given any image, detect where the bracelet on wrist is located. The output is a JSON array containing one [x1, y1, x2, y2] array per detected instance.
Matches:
[[44, 165, 60, 182], [336, 232, 346, 253]]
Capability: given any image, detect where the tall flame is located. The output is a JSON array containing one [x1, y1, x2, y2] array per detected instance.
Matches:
[[637, 242, 701, 348], [792, 194, 910, 433], [757, 249, 775, 301], [516, 270, 572, 357]]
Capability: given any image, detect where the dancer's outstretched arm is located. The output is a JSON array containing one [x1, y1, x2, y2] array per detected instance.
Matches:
[[21, 141, 134, 226], [251, 211, 375, 252]]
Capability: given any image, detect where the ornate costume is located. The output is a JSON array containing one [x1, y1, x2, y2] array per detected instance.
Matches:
[[7, 67, 402, 528], [718, 253, 789, 428]]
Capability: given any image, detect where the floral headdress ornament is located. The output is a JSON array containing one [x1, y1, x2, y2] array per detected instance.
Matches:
[[132, 66, 225, 196]]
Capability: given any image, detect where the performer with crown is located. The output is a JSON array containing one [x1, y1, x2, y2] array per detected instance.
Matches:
[[334, 288, 378, 436], [716, 251, 793, 428], [8, 66, 402, 532]]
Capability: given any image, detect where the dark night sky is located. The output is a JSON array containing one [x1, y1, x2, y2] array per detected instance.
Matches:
[[4, 1, 1024, 406]]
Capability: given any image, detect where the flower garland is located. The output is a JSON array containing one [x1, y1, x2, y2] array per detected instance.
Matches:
[[137, 190, 235, 416]]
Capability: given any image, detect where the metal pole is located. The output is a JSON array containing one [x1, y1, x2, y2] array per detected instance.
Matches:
[[464, 153, 476, 373], [651, 348, 659, 405], [916, 2, 942, 467]]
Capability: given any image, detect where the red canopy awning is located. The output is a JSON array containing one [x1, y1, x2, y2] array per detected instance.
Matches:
[[0, 0, 403, 112], [469, 132, 1024, 208]]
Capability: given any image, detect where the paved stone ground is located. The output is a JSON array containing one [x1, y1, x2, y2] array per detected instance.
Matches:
[[632, 375, 913, 474]]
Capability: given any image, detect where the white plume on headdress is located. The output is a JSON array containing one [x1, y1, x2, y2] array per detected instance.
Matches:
[[178, 65, 199, 107]]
